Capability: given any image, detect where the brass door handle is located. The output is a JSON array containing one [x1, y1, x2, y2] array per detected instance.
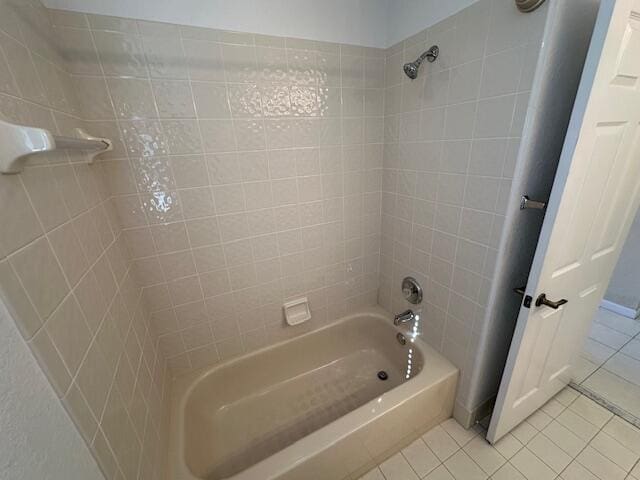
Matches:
[[535, 294, 568, 309]]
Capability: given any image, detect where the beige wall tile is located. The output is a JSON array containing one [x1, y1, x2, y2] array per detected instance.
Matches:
[[62, 383, 98, 444], [168, 274, 203, 305], [48, 223, 90, 288], [45, 294, 93, 375], [0, 175, 43, 254], [0, 1, 555, 478], [0, 7, 171, 480], [192, 82, 231, 118], [378, 0, 546, 415], [93, 30, 147, 77], [108, 77, 157, 119], [74, 270, 108, 333], [0, 258, 41, 339], [152, 79, 196, 118], [183, 38, 224, 82], [56, 27, 102, 75], [21, 166, 70, 230], [29, 326, 72, 396], [9, 238, 69, 321], [142, 34, 187, 79], [72, 76, 114, 120], [0, 31, 46, 103]]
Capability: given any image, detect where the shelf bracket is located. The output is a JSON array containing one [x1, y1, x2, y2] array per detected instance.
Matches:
[[0, 119, 54, 174], [73, 128, 113, 164], [0, 120, 113, 174]]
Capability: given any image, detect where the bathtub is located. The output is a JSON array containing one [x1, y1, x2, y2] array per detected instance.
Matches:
[[166, 307, 458, 480]]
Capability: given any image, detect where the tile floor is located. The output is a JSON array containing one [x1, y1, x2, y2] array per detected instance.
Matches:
[[575, 308, 640, 419], [359, 387, 640, 480]]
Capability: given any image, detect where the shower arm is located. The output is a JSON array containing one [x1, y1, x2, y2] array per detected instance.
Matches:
[[415, 50, 433, 67], [415, 45, 439, 67]]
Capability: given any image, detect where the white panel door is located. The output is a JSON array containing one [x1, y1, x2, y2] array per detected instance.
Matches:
[[488, 0, 640, 443]]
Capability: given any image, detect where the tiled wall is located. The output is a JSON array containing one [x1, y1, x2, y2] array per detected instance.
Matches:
[[0, 2, 170, 479], [378, 0, 547, 412], [0, 1, 555, 475], [49, 11, 385, 375]]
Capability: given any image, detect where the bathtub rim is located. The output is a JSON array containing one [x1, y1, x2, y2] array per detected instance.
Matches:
[[166, 306, 458, 480]]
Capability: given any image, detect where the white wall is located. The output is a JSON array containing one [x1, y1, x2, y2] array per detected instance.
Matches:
[[41, 0, 483, 48], [385, 0, 480, 46], [41, 0, 389, 48], [606, 209, 640, 313], [0, 299, 104, 480]]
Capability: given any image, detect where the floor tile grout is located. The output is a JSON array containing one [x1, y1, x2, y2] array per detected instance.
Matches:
[[574, 309, 640, 426], [578, 309, 640, 424], [555, 397, 610, 480], [363, 387, 640, 480]]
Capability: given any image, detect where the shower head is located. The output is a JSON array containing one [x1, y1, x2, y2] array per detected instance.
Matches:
[[403, 62, 420, 80], [403, 45, 439, 80]]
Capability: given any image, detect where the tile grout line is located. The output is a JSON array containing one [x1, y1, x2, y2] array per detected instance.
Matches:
[[579, 313, 640, 390], [630, 457, 640, 480], [557, 386, 640, 479], [554, 407, 611, 480], [504, 393, 611, 480], [581, 335, 624, 373], [502, 398, 574, 480], [596, 350, 640, 387], [365, 388, 640, 480], [577, 312, 640, 424], [399, 442, 430, 479], [496, 391, 620, 480]]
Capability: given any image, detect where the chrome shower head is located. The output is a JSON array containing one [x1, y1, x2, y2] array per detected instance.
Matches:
[[403, 45, 439, 80], [403, 62, 420, 80]]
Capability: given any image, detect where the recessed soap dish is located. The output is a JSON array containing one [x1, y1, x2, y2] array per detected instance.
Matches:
[[283, 297, 311, 326]]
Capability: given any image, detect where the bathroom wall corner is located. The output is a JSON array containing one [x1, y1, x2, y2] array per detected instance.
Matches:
[[461, 0, 601, 420]]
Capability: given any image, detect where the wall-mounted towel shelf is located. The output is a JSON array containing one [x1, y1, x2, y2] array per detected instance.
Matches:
[[0, 119, 113, 174]]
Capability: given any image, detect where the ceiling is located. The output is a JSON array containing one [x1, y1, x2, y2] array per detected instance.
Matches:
[[41, 0, 478, 48]]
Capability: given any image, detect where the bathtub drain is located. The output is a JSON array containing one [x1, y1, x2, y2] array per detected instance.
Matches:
[[377, 371, 388, 381]]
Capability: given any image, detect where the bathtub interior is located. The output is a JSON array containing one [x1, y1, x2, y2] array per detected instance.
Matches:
[[183, 315, 424, 479]]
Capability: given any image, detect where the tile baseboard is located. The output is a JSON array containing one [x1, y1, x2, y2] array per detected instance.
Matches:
[[601, 299, 640, 320]]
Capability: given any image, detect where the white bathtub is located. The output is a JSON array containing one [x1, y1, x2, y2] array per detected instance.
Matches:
[[166, 307, 458, 480]]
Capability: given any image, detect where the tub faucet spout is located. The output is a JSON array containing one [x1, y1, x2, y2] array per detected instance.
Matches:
[[394, 309, 415, 325]]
